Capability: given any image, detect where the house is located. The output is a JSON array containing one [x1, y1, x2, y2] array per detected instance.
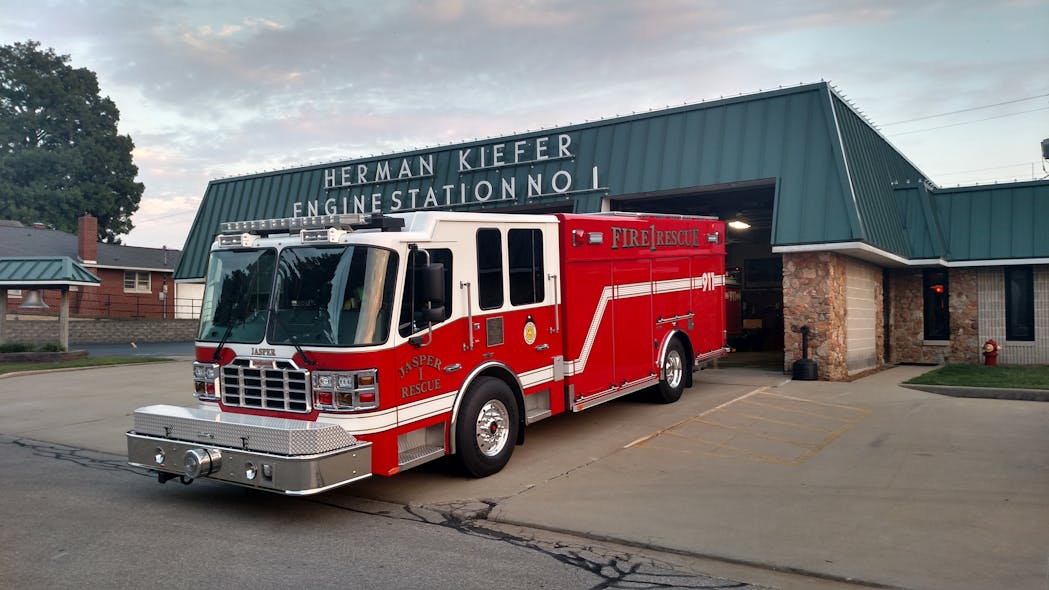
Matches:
[[0, 215, 192, 319]]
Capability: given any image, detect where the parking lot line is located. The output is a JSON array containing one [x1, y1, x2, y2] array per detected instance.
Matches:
[[628, 388, 872, 465]]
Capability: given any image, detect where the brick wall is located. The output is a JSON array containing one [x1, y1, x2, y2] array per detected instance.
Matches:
[[7, 268, 176, 319], [977, 265, 1049, 364], [1, 316, 198, 345]]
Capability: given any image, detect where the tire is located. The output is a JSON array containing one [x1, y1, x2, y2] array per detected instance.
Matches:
[[455, 377, 519, 478], [655, 339, 687, 404]]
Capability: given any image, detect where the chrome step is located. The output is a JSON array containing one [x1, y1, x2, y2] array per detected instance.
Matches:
[[398, 445, 445, 470]]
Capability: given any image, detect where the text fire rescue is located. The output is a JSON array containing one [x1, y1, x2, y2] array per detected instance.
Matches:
[[295, 133, 605, 217], [610, 225, 706, 251]]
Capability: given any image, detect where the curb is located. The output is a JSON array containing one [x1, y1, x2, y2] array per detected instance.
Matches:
[[900, 383, 1049, 402]]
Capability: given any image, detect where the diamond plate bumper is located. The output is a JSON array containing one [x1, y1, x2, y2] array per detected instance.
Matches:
[[127, 405, 371, 495]]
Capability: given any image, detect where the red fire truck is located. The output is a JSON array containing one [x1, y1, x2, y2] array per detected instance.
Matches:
[[127, 211, 728, 494]]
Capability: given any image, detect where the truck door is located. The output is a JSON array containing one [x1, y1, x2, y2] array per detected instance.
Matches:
[[611, 258, 653, 387]]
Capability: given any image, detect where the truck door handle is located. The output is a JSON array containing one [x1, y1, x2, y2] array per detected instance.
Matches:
[[535, 344, 549, 351]]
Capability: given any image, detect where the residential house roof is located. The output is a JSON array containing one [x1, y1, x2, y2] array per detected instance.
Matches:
[[0, 222, 181, 271]]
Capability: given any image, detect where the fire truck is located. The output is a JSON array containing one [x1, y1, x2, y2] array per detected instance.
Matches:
[[127, 211, 728, 495]]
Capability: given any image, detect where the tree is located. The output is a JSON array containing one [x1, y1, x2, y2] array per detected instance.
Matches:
[[0, 40, 143, 243]]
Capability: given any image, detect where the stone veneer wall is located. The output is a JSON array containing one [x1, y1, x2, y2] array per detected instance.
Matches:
[[782, 252, 849, 381], [1, 316, 198, 346], [888, 268, 980, 364]]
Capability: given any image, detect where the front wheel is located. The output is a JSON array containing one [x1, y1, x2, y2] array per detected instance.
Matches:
[[455, 377, 519, 477], [655, 339, 687, 404]]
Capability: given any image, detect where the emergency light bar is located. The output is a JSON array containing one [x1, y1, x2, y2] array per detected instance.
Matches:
[[218, 213, 404, 237]]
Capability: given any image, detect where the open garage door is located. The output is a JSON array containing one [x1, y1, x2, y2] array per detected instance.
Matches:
[[607, 181, 782, 369]]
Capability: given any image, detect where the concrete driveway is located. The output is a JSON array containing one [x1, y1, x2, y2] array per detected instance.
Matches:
[[1, 362, 1047, 589]]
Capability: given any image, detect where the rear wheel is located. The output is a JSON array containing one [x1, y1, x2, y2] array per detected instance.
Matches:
[[655, 339, 687, 404], [455, 377, 519, 477]]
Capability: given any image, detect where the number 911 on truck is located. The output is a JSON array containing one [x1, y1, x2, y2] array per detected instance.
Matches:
[[126, 211, 729, 495]]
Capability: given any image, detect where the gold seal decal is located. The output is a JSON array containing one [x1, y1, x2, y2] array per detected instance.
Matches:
[[523, 318, 537, 345]]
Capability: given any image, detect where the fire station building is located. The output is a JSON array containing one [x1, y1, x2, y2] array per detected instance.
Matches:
[[175, 81, 1049, 380]]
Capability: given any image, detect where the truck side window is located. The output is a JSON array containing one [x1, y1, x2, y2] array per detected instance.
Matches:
[[508, 228, 544, 306], [398, 246, 453, 335], [477, 228, 503, 310], [396, 246, 451, 335]]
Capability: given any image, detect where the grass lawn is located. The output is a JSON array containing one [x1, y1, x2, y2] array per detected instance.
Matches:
[[0, 356, 172, 376], [906, 364, 1049, 390]]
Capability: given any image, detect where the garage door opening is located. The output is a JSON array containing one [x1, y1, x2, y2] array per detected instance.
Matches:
[[608, 181, 782, 369]]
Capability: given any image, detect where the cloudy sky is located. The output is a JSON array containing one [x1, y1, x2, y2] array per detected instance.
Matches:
[[2, 1, 1047, 249]]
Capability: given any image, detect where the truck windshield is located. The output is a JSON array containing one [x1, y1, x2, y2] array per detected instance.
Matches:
[[269, 245, 399, 346], [198, 249, 276, 343]]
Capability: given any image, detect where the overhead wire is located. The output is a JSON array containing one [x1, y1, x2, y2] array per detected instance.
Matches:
[[886, 106, 1049, 136], [880, 92, 1049, 126]]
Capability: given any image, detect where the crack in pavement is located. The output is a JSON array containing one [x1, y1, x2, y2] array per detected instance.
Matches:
[[8, 436, 767, 589]]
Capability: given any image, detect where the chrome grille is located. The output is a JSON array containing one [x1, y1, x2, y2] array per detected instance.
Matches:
[[222, 359, 311, 413]]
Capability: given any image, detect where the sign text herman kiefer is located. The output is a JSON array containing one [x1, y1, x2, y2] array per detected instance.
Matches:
[[292, 133, 607, 217]]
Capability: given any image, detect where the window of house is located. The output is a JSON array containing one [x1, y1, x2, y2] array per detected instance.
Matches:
[[124, 270, 150, 293], [477, 229, 503, 310], [508, 229, 545, 306], [922, 269, 949, 341], [1005, 266, 1035, 341]]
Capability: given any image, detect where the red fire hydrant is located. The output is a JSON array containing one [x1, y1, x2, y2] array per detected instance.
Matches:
[[982, 339, 1000, 366]]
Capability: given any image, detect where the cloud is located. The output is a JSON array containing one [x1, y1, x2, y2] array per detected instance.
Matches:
[[2, 0, 1046, 247]]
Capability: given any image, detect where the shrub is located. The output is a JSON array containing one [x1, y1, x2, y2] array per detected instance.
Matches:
[[0, 342, 67, 353]]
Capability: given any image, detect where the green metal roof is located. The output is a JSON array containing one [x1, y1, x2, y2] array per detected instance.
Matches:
[[173, 81, 1046, 279], [0, 256, 101, 287], [930, 180, 1049, 262]]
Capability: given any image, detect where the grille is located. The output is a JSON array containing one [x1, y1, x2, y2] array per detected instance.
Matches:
[[222, 359, 311, 413]]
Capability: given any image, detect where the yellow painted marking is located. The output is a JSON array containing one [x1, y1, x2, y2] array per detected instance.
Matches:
[[728, 412, 839, 434], [739, 397, 868, 423], [623, 387, 768, 449], [629, 389, 872, 465], [685, 418, 827, 449]]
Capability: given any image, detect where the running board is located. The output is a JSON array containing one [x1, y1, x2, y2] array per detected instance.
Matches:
[[398, 445, 445, 471], [571, 376, 658, 412], [398, 423, 446, 471]]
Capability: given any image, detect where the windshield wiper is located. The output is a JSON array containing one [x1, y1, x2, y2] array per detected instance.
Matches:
[[268, 306, 317, 366], [212, 322, 236, 362]]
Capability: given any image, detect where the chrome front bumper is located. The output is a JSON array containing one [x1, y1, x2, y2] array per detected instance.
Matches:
[[127, 405, 372, 496]]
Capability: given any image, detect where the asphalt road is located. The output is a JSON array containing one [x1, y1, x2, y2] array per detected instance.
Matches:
[[3, 360, 1047, 589], [0, 435, 766, 590]]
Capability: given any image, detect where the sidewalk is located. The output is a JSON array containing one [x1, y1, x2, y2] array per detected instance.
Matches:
[[489, 365, 1049, 590]]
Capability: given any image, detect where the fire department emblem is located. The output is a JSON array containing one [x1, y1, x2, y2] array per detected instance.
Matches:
[[523, 319, 537, 345]]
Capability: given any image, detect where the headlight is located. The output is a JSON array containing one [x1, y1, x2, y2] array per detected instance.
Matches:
[[192, 362, 221, 402], [312, 369, 379, 412]]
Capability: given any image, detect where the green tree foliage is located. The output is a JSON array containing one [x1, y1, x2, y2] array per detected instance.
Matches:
[[0, 41, 143, 243]]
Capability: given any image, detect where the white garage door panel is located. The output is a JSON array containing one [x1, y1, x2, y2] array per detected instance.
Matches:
[[846, 263, 878, 374]]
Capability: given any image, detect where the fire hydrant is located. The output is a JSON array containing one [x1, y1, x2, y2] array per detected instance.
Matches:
[[982, 339, 1000, 366]]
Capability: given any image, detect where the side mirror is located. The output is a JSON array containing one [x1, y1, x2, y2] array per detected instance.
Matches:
[[422, 306, 445, 323], [409, 261, 446, 348], [423, 263, 445, 308]]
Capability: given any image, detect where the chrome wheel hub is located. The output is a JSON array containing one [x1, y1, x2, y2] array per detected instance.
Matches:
[[475, 400, 510, 457], [664, 349, 683, 389]]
